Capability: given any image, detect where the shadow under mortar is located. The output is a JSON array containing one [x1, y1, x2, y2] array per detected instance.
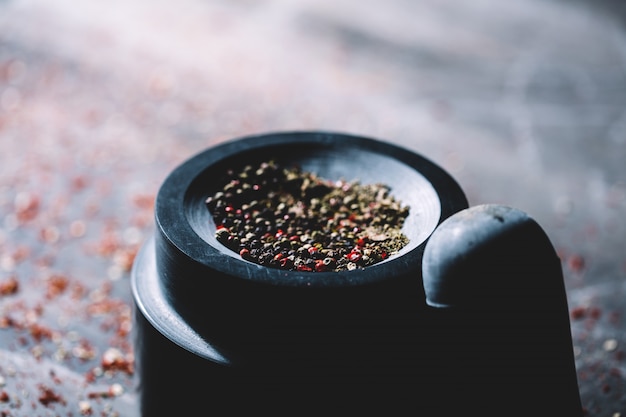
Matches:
[[131, 131, 469, 414]]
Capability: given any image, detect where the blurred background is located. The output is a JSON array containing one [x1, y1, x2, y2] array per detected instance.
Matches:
[[1, 0, 625, 415]]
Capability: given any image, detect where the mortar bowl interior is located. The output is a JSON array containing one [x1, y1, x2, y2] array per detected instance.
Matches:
[[154, 131, 467, 289]]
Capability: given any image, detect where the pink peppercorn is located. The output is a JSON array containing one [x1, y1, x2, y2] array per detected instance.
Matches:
[[314, 260, 326, 272], [347, 250, 362, 262]]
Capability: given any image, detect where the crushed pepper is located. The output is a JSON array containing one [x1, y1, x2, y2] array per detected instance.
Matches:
[[206, 161, 410, 272]]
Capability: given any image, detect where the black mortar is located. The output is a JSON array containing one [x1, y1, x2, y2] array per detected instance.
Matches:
[[131, 131, 468, 415]]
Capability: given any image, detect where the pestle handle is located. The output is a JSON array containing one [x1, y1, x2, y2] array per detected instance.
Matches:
[[422, 204, 583, 416]]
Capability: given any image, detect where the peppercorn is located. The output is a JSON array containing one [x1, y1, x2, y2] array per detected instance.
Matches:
[[206, 161, 410, 272]]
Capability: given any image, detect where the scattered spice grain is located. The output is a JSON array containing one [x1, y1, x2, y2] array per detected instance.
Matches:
[[0, 276, 19, 296], [37, 384, 66, 407]]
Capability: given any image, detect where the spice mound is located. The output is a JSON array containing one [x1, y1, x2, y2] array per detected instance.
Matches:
[[205, 161, 410, 272]]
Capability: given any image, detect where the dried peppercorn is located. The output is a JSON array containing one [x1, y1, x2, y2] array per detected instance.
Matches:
[[206, 161, 410, 272]]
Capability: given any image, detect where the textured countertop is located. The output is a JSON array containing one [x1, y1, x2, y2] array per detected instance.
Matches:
[[1, 0, 625, 415]]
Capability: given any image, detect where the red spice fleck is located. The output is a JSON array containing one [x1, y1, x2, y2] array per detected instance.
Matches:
[[297, 264, 313, 272], [86, 298, 125, 315], [11, 246, 30, 263], [279, 257, 292, 268], [71, 175, 88, 191], [34, 303, 44, 316], [29, 323, 53, 342], [74, 338, 97, 361], [314, 260, 326, 272], [567, 254, 585, 273], [115, 317, 132, 338], [39, 226, 60, 243], [589, 307, 602, 320], [0, 391, 9, 402], [0, 276, 19, 296], [571, 307, 585, 320], [347, 250, 362, 262], [0, 316, 19, 329], [14, 192, 40, 223], [132, 193, 155, 210], [84, 369, 97, 384], [96, 233, 120, 257], [87, 390, 111, 399], [46, 274, 69, 299], [115, 246, 139, 272], [101, 347, 134, 375], [35, 254, 55, 268], [37, 384, 66, 407]]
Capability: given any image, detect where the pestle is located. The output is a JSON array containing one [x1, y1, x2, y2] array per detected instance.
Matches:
[[422, 204, 583, 416]]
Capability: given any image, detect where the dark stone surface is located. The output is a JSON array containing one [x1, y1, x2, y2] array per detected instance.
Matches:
[[1, 0, 624, 415]]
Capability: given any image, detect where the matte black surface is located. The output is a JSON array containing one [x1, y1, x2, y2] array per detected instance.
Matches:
[[422, 205, 583, 415]]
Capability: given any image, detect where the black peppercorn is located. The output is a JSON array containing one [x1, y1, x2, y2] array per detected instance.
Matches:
[[206, 161, 410, 272]]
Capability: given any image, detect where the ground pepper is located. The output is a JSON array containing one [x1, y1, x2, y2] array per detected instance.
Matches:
[[205, 161, 410, 272]]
